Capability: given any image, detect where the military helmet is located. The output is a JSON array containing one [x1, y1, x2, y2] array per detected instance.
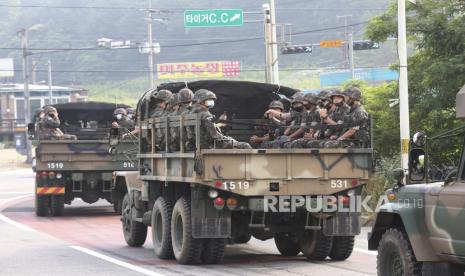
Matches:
[[126, 108, 135, 114], [303, 93, 318, 105], [113, 108, 127, 116], [43, 106, 57, 114], [292, 94, 305, 104], [347, 87, 362, 101], [178, 88, 194, 103], [330, 89, 345, 100], [194, 89, 217, 103], [169, 93, 180, 106], [318, 90, 332, 100], [152, 89, 173, 102], [292, 91, 304, 99], [268, 100, 284, 111]]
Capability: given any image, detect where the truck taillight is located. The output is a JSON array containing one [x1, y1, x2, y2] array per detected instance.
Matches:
[[340, 196, 350, 206], [226, 197, 237, 210], [48, 172, 56, 179], [37, 172, 48, 179], [214, 197, 225, 210]]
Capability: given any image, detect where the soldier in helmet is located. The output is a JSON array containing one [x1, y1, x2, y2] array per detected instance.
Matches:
[[287, 93, 321, 148], [150, 89, 173, 118], [37, 106, 76, 140], [280, 94, 307, 146], [177, 88, 194, 115], [188, 89, 251, 150], [112, 108, 127, 128], [166, 93, 180, 115], [335, 87, 369, 147], [250, 100, 286, 148]]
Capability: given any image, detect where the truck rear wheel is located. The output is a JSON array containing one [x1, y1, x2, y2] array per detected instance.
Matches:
[[35, 194, 49, 217], [329, 236, 355, 261], [171, 196, 203, 265], [50, 195, 65, 217], [299, 230, 333, 261], [201, 239, 226, 264], [274, 233, 301, 256], [122, 193, 147, 247], [377, 228, 421, 276], [151, 197, 174, 259]]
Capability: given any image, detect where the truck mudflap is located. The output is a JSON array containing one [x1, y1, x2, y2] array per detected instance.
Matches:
[[323, 213, 361, 236]]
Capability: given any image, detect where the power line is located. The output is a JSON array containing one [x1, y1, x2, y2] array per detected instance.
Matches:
[[0, 21, 369, 54]]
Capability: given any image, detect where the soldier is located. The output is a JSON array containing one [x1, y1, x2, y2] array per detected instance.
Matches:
[[280, 95, 307, 147], [315, 89, 350, 148], [336, 87, 370, 147], [112, 108, 131, 130], [250, 100, 286, 148], [177, 88, 194, 115], [189, 89, 251, 150], [37, 106, 76, 140], [167, 93, 180, 115], [150, 89, 173, 118], [287, 93, 321, 148]]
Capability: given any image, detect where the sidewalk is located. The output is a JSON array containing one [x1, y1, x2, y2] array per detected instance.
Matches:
[[0, 149, 30, 172]]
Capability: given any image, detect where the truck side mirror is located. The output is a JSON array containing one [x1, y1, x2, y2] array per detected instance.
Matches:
[[109, 128, 120, 146], [412, 131, 427, 147], [409, 148, 426, 181]]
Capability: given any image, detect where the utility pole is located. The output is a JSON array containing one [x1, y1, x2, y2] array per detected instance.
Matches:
[[31, 59, 37, 84], [263, 1, 280, 85], [18, 28, 33, 163], [348, 33, 355, 79], [47, 60, 52, 104], [398, 0, 411, 175], [146, 0, 155, 89]]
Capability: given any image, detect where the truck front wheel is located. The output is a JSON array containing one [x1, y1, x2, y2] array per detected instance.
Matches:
[[329, 236, 355, 261], [171, 196, 203, 265], [274, 233, 301, 256], [35, 194, 49, 217], [377, 228, 421, 276], [122, 193, 147, 247], [299, 230, 333, 261], [151, 197, 174, 259], [50, 195, 65, 216]]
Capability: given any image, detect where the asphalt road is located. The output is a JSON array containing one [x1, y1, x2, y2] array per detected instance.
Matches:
[[0, 169, 377, 276]]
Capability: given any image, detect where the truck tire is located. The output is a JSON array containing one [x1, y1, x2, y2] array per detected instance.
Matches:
[[422, 262, 465, 276], [151, 197, 174, 259], [35, 194, 49, 217], [329, 236, 355, 261], [274, 233, 301, 256], [232, 233, 252, 244], [377, 228, 421, 276], [201, 239, 226, 264], [171, 196, 203, 265], [122, 193, 147, 247], [50, 195, 65, 217], [299, 230, 333, 261]]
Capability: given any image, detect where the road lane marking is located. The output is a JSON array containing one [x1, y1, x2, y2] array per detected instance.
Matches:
[[354, 248, 378, 256], [0, 192, 32, 195], [70, 246, 166, 276], [0, 213, 36, 232]]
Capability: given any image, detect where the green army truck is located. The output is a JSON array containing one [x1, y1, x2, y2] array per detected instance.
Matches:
[[112, 80, 373, 265], [32, 102, 137, 217], [369, 85, 465, 276]]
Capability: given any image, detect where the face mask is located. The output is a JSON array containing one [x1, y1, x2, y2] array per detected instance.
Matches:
[[292, 105, 303, 112], [116, 114, 123, 120], [205, 100, 215, 108], [127, 114, 133, 120]]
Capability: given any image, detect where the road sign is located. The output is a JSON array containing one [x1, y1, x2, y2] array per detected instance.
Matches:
[[157, 61, 241, 79], [281, 45, 313, 55], [184, 9, 243, 28], [320, 40, 343, 48], [353, 40, 380, 51]]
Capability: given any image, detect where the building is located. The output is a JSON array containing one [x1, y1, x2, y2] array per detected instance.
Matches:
[[0, 83, 87, 141]]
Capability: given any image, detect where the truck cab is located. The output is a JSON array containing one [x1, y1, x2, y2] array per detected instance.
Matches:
[[368, 85, 465, 276]]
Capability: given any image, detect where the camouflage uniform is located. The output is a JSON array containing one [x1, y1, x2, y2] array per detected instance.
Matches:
[[113, 108, 134, 131], [279, 95, 306, 148], [343, 88, 369, 146], [259, 101, 287, 149], [151, 90, 173, 151], [188, 89, 251, 150], [287, 94, 321, 148], [37, 106, 76, 140], [318, 90, 350, 148]]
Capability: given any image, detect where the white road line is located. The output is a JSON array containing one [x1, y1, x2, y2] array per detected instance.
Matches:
[[70, 246, 166, 276], [0, 192, 32, 195], [0, 213, 36, 232], [354, 248, 378, 256]]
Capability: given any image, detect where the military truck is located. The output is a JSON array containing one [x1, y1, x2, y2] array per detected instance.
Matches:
[[32, 102, 137, 217], [112, 80, 373, 265], [368, 85, 465, 276]]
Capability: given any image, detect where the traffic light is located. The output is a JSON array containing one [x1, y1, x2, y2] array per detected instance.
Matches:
[[281, 45, 313, 55], [352, 40, 380, 51]]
